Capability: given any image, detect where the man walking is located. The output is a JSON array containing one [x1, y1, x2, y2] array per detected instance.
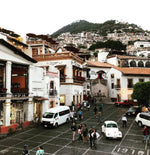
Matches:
[[122, 114, 127, 128], [89, 127, 93, 148], [71, 122, 77, 142]]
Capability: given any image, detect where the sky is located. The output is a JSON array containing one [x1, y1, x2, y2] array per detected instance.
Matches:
[[1, 0, 150, 37]]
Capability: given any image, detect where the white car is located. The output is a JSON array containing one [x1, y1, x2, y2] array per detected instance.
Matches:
[[102, 121, 122, 139]]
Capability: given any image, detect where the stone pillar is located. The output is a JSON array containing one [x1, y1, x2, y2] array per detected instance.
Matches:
[[6, 61, 12, 94], [23, 65, 33, 121], [66, 61, 73, 83], [3, 101, 10, 126]]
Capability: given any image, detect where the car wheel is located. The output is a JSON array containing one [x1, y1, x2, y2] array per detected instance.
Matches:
[[55, 123, 58, 128], [66, 118, 69, 124], [138, 121, 142, 127]]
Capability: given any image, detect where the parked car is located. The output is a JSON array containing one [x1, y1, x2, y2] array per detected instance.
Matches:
[[135, 112, 150, 127], [126, 106, 141, 116], [101, 121, 122, 139], [114, 100, 134, 106], [42, 106, 70, 128]]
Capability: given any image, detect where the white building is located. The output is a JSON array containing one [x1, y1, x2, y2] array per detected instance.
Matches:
[[0, 38, 37, 127]]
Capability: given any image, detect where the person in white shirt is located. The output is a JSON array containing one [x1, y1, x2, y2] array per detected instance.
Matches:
[[122, 114, 127, 128]]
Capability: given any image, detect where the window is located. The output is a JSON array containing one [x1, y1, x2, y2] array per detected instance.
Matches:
[[111, 74, 114, 78], [139, 79, 144, 82], [59, 110, 70, 116], [116, 79, 120, 88], [122, 60, 129, 67], [111, 83, 114, 89], [138, 61, 144, 67], [49, 81, 54, 96], [145, 61, 150, 68], [128, 79, 133, 88], [130, 61, 136, 67]]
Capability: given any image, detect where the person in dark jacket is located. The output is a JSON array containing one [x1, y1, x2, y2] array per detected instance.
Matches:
[[22, 144, 29, 155], [82, 124, 88, 144], [71, 122, 77, 142], [92, 129, 100, 149], [143, 126, 149, 144], [94, 106, 97, 116], [89, 127, 93, 148]]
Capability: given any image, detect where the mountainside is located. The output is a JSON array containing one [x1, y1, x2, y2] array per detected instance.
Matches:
[[51, 20, 146, 38]]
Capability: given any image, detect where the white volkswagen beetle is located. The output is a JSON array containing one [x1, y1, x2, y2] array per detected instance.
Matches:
[[101, 121, 122, 139]]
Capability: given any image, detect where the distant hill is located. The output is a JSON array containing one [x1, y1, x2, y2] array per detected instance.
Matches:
[[51, 20, 146, 38]]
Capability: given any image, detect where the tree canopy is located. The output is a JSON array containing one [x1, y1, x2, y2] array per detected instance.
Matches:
[[132, 81, 150, 106], [89, 40, 126, 51]]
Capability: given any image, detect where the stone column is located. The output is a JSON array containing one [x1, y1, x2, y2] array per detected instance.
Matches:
[[23, 65, 33, 121], [3, 101, 10, 126], [6, 61, 12, 94]]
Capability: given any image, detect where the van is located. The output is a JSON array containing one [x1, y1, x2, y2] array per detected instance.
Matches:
[[42, 106, 70, 128], [135, 112, 150, 127]]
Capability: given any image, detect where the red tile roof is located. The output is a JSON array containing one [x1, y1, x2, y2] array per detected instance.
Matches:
[[86, 60, 150, 75], [114, 67, 150, 75], [86, 61, 113, 68]]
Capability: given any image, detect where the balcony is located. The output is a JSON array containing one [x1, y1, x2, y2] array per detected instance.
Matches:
[[0, 88, 7, 97], [60, 75, 66, 83], [11, 88, 29, 97], [115, 85, 121, 89], [49, 89, 57, 96], [73, 76, 85, 83]]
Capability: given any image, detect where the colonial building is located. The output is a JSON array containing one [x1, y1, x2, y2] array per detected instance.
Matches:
[[0, 38, 37, 127], [26, 35, 87, 107]]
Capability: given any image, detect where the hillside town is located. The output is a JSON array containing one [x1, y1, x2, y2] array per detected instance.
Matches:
[[0, 25, 150, 130], [0, 25, 150, 154]]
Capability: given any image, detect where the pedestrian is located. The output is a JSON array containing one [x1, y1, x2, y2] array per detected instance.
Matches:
[[36, 146, 44, 155], [71, 122, 77, 142], [99, 104, 103, 112], [78, 109, 83, 121], [122, 114, 127, 128], [78, 124, 83, 141], [91, 129, 100, 149], [143, 126, 149, 144], [82, 124, 88, 144], [94, 106, 97, 116], [97, 111, 102, 123], [22, 144, 29, 155], [87, 103, 90, 111], [83, 101, 87, 111], [89, 127, 93, 148], [72, 101, 75, 111]]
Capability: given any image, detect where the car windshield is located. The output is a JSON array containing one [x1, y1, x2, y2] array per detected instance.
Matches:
[[107, 123, 117, 128], [129, 107, 137, 110], [43, 112, 54, 118]]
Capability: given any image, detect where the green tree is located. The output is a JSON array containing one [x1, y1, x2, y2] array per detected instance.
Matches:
[[132, 81, 150, 106]]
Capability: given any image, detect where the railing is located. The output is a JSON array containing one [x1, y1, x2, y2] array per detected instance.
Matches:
[[73, 76, 85, 83], [26, 40, 51, 47], [11, 88, 29, 97], [60, 75, 66, 82], [115, 85, 121, 89], [33, 52, 83, 63], [49, 90, 57, 96]]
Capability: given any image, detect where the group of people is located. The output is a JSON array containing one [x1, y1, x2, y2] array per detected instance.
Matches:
[[22, 145, 44, 155], [71, 123, 100, 149]]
